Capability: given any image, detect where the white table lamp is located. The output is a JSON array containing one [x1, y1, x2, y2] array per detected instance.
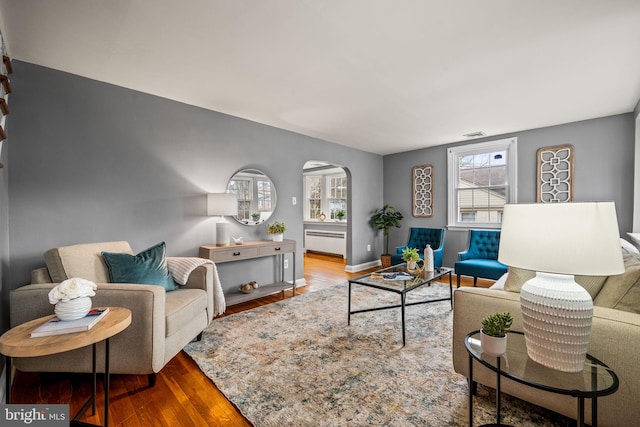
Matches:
[[498, 202, 624, 372], [207, 193, 238, 246]]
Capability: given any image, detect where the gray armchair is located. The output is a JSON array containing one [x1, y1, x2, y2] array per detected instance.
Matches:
[[10, 241, 217, 387]]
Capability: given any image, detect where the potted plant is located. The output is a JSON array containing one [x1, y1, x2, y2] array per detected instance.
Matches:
[[371, 205, 403, 267], [267, 221, 286, 242], [480, 312, 513, 356], [401, 247, 422, 272], [336, 209, 346, 221], [251, 212, 261, 222]]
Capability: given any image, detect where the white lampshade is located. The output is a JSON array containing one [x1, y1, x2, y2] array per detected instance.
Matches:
[[498, 202, 624, 372], [499, 202, 624, 276], [207, 193, 238, 246]]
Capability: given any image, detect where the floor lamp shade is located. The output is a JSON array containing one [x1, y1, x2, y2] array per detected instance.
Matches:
[[207, 193, 238, 246], [498, 202, 624, 372]]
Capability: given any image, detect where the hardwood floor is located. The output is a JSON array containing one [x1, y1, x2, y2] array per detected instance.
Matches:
[[9, 253, 490, 426]]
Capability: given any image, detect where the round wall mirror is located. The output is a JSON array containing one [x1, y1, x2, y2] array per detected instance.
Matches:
[[226, 169, 277, 226]]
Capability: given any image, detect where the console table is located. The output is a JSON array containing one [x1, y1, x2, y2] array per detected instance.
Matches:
[[199, 239, 296, 305]]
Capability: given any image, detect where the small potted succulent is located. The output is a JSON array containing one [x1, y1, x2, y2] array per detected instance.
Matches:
[[267, 221, 286, 242], [480, 312, 513, 356], [251, 212, 261, 222], [335, 209, 346, 221]]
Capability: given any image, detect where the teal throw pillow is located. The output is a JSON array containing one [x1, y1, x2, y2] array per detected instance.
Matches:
[[102, 241, 178, 291]]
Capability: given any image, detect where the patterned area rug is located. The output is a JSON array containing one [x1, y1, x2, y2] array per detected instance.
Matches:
[[184, 282, 567, 426]]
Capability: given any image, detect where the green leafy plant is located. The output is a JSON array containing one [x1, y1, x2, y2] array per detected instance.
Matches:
[[251, 212, 261, 220], [481, 312, 513, 337], [401, 247, 421, 262], [336, 209, 346, 220], [371, 205, 403, 255], [267, 221, 286, 234]]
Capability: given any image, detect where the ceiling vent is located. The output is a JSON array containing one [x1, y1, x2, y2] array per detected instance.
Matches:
[[463, 131, 487, 138]]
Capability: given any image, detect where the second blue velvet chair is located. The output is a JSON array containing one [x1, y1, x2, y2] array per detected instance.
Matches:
[[391, 227, 446, 268], [454, 229, 508, 287]]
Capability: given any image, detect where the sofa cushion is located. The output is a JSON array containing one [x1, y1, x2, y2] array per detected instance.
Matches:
[[102, 242, 178, 292], [45, 241, 133, 283], [593, 249, 640, 314], [504, 267, 607, 300], [164, 288, 208, 337]]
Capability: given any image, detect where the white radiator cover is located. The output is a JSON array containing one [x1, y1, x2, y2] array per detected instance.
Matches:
[[304, 229, 346, 258]]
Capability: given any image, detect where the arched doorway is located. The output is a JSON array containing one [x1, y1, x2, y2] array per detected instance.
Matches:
[[302, 161, 350, 276]]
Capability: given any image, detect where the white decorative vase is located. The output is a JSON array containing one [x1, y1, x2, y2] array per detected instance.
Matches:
[[480, 330, 508, 356], [272, 233, 284, 242], [55, 296, 92, 321], [424, 244, 434, 272], [520, 272, 593, 372]]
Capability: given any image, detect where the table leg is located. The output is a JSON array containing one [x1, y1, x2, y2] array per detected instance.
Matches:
[[496, 357, 502, 426], [468, 354, 473, 427], [104, 338, 110, 427], [578, 397, 585, 427], [5, 356, 11, 404], [347, 282, 352, 325], [592, 397, 597, 427], [401, 293, 406, 347], [449, 271, 453, 309], [92, 343, 97, 414]]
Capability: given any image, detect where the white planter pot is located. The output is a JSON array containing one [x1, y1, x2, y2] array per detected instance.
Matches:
[[272, 233, 284, 242], [480, 330, 507, 356], [55, 296, 92, 321]]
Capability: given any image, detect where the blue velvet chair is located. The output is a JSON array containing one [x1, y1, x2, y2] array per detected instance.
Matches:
[[454, 229, 508, 287], [391, 227, 446, 268]]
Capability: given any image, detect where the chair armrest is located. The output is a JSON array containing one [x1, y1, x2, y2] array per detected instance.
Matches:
[[458, 249, 473, 261], [182, 264, 215, 323]]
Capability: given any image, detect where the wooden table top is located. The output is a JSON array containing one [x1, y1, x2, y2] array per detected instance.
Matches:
[[0, 307, 131, 358]]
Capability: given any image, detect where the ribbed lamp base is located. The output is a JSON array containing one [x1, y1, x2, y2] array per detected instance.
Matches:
[[520, 272, 593, 372]]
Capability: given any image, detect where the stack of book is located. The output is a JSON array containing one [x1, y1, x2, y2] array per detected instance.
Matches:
[[30, 307, 110, 338]]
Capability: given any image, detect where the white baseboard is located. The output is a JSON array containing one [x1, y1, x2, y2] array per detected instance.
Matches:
[[345, 260, 381, 273], [292, 278, 308, 288]]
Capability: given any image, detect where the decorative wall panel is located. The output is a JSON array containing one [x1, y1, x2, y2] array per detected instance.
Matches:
[[536, 145, 574, 203], [412, 164, 433, 217]]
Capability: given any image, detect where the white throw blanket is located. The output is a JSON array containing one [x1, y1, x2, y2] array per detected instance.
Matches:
[[166, 257, 226, 316]]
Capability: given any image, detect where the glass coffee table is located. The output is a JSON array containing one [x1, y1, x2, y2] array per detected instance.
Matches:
[[348, 263, 452, 346], [465, 330, 618, 427]]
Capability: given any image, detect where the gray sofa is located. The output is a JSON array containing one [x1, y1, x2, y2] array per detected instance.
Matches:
[[453, 247, 640, 427], [10, 241, 216, 386]]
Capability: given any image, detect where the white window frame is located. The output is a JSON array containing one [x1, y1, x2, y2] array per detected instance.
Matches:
[[447, 137, 517, 229], [303, 172, 348, 222]]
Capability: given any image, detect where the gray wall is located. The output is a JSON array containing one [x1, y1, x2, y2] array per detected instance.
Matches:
[[6, 62, 383, 293], [383, 114, 636, 268]]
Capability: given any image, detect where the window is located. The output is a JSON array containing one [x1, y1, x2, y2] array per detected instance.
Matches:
[[228, 177, 252, 221], [305, 176, 322, 220], [328, 176, 347, 220], [304, 172, 348, 221], [447, 137, 517, 228]]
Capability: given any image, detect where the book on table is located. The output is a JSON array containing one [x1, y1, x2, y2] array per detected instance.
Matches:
[[30, 307, 110, 338]]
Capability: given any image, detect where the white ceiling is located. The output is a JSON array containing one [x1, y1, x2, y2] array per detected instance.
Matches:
[[0, 0, 639, 155]]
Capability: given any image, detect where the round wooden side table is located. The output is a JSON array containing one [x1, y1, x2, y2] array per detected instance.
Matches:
[[0, 307, 132, 427]]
